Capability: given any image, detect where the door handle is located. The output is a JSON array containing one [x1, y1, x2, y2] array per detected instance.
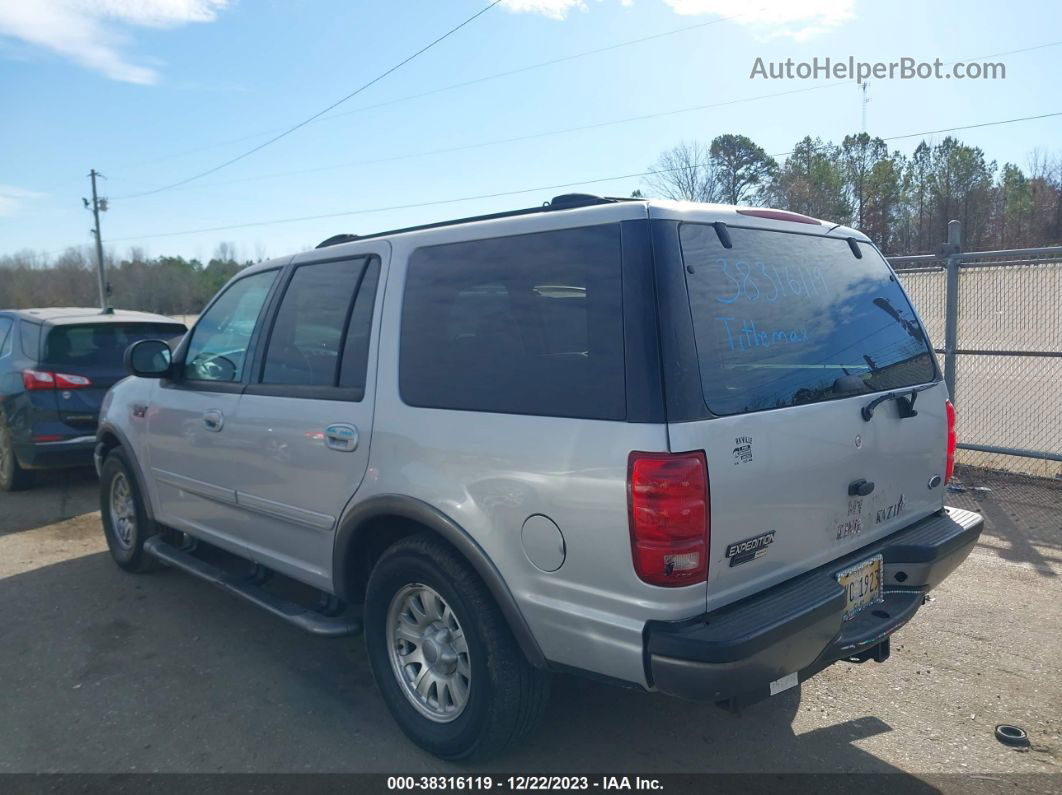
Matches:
[[203, 409, 224, 432], [324, 423, 358, 452]]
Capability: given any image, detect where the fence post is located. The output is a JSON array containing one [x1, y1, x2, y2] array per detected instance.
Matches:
[[942, 220, 962, 404]]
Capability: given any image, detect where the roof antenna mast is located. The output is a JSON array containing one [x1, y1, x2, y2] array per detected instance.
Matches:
[[861, 81, 871, 133]]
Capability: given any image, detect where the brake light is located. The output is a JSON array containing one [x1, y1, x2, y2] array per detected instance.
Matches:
[[21, 370, 91, 391], [55, 373, 91, 389], [945, 399, 957, 484], [628, 451, 709, 587], [21, 369, 55, 391], [735, 208, 821, 225]]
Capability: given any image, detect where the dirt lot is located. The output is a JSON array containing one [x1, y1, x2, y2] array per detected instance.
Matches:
[[0, 466, 1058, 782]]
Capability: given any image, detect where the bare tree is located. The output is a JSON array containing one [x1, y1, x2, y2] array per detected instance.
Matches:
[[642, 141, 720, 202], [213, 241, 239, 263]]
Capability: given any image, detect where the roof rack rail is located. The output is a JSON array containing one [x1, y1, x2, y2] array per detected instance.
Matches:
[[547, 193, 615, 210], [312, 193, 638, 250], [316, 233, 360, 249]]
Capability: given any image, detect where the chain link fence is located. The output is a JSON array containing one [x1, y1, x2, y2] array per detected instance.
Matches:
[[891, 237, 1062, 480]]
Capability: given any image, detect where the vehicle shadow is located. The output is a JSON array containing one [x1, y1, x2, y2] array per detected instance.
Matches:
[[949, 466, 1062, 578], [0, 466, 98, 537], [0, 549, 935, 784]]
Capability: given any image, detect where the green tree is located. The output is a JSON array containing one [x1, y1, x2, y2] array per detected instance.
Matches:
[[772, 136, 850, 222], [709, 134, 777, 205]]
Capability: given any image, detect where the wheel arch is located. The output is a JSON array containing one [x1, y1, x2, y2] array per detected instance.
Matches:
[[96, 422, 157, 523], [333, 494, 546, 668]]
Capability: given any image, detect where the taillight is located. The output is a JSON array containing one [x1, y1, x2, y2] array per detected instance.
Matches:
[[628, 451, 709, 587], [945, 399, 957, 484], [21, 370, 91, 391], [55, 373, 91, 389], [21, 369, 55, 391]]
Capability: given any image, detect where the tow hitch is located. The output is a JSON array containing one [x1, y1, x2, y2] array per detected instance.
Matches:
[[845, 637, 891, 664]]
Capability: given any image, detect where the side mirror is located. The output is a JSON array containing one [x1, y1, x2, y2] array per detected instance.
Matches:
[[125, 339, 173, 379]]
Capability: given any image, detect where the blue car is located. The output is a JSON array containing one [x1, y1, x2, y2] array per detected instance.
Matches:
[[0, 308, 186, 491]]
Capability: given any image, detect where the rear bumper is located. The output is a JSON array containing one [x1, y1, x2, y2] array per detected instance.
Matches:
[[646, 506, 983, 704], [15, 436, 97, 470]]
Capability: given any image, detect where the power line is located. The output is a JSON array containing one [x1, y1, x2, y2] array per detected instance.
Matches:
[[101, 111, 1060, 243], [118, 82, 853, 197], [108, 12, 756, 177], [115, 1, 505, 199], [111, 39, 1062, 201]]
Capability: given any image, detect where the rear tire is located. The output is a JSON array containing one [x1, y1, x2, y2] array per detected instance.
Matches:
[[99, 448, 161, 573], [0, 421, 34, 492], [364, 533, 550, 761]]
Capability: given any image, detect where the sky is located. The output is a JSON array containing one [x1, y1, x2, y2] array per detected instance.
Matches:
[[0, 0, 1060, 263]]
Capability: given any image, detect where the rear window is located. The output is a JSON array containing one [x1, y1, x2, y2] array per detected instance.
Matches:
[[43, 323, 186, 367], [400, 224, 626, 420], [679, 223, 936, 416]]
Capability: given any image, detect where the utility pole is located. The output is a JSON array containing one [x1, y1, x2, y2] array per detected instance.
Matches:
[[84, 169, 110, 312]]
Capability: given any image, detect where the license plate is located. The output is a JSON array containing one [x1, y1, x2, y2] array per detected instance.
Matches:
[[836, 555, 883, 621]]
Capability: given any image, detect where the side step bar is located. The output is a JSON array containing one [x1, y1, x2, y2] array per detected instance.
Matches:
[[144, 536, 362, 637]]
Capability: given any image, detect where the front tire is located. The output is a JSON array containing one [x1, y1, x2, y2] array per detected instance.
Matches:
[[0, 420, 35, 492], [99, 448, 161, 573], [364, 533, 549, 761]]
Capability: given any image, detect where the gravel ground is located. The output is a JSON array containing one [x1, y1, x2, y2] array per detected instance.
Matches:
[[0, 465, 1058, 783]]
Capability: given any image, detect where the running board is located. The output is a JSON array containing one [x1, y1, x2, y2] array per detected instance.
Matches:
[[143, 536, 362, 637]]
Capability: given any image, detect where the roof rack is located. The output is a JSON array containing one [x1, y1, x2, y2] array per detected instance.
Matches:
[[314, 193, 636, 249]]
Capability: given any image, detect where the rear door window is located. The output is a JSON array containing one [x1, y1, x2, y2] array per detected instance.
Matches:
[[679, 223, 936, 416], [338, 258, 380, 391], [260, 255, 379, 393], [400, 224, 625, 420], [42, 323, 186, 368]]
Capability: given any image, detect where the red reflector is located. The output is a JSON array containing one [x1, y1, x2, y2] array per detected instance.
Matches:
[[945, 400, 957, 484], [628, 451, 709, 587], [736, 208, 821, 225], [32, 435, 65, 443], [21, 369, 55, 391], [55, 372, 92, 389]]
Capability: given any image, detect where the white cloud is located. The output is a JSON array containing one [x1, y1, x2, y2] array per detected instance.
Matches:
[[501, 1, 589, 20], [0, 0, 230, 85], [663, 0, 855, 40], [505, 0, 855, 39], [0, 185, 46, 217]]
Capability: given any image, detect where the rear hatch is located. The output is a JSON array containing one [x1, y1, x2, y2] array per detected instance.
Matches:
[[41, 322, 186, 430], [663, 219, 948, 611]]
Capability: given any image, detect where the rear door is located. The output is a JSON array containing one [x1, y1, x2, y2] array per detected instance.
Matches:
[[40, 322, 186, 431], [663, 220, 947, 611], [223, 247, 386, 588]]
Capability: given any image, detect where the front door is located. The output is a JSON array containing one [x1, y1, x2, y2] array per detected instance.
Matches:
[[145, 267, 281, 541], [223, 247, 387, 589]]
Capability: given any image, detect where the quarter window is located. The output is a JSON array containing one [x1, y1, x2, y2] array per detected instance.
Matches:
[[183, 270, 277, 382], [20, 321, 41, 360], [0, 318, 12, 357], [400, 224, 626, 420]]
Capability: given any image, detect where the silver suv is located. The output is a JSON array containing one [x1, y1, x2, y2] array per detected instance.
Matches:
[[96, 195, 983, 760]]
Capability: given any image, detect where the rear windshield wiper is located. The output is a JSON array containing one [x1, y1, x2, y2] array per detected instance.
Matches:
[[861, 383, 935, 421]]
